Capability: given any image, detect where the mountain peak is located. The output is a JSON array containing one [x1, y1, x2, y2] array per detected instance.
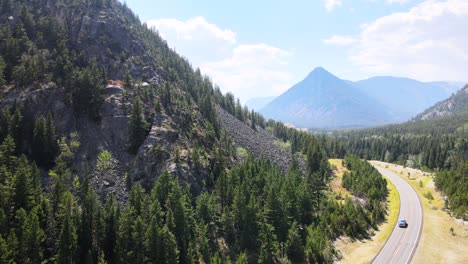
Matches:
[[311, 66, 328, 74], [306, 67, 337, 80], [261, 67, 391, 128]]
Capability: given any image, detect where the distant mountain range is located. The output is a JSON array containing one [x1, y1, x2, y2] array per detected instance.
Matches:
[[352, 77, 463, 122], [258, 67, 463, 128], [413, 85, 468, 121], [260, 67, 393, 128]]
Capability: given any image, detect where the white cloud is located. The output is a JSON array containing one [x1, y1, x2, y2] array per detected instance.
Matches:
[[201, 44, 294, 101], [145, 17, 236, 63], [349, 0, 468, 81], [146, 17, 293, 101], [386, 0, 411, 3], [146, 16, 235, 43], [322, 0, 343, 11], [323, 35, 357, 45]]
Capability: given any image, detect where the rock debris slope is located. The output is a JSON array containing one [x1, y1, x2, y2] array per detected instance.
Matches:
[[216, 106, 306, 174]]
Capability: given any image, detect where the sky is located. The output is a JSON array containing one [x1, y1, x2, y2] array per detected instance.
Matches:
[[122, 0, 468, 102]]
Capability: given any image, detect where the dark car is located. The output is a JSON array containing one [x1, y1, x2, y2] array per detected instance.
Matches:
[[398, 219, 407, 228]]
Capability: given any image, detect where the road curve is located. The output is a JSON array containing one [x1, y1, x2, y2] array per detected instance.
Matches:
[[372, 165, 423, 264]]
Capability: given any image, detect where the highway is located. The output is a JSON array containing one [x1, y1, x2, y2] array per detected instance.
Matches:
[[372, 165, 423, 264]]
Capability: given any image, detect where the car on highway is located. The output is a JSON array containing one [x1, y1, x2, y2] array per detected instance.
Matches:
[[398, 219, 407, 228]]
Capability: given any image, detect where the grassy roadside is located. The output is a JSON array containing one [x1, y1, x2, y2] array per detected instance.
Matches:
[[330, 159, 400, 264], [371, 161, 468, 264]]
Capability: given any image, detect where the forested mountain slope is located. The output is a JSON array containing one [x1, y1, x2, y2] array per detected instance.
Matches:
[[413, 85, 468, 121], [0, 0, 392, 263], [0, 0, 235, 197], [334, 107, 468, 219]]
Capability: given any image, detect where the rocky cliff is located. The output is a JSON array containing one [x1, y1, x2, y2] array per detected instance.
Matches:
[[0, 0, 229, 200], [413, 85, 468, 121]]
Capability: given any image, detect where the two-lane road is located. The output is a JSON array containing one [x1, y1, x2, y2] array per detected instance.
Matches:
[[372, 165, 423, 264]]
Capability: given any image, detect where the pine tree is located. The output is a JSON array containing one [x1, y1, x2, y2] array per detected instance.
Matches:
[[257, 218, 278, 264], [72, 61, 105, 121], [145, 216, 160, 263], [132, 216, 146, 264], [117, 210, 133, 263], [0, 56, 5, 85], [57, 192, 78, 264], [153, 171, 175, 207], [0, 135, 17, 170], [124, 65, 132, 89], [19, 4, 35, 39], [23, 210, 45, 264], [102, 195, 118, 263], [211, 252, 223, 264], [154, 98, 162, 113], [305, 225, 332, 264], [235, 99, 244, 121], [235, 251, 248, 264], [0, 234, 16, 264], [158, 225, 179, 264], [15, 208, 28, 263], [128, 97, 149, 154], [30, 163, 42, 205], [13, 155, 34, 211], [46, 112, 58, 159], [53, 38, 73, 86], [285, 221, 304, 262], [78, 186, 101, 261], [32, 113, 58, 167], [9, 104, 24, 152], [251, 110, 256, 130], [97, 251, 108, 264]]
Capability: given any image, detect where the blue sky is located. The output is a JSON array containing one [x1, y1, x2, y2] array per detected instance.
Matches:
[[123, 0, 468, 102]]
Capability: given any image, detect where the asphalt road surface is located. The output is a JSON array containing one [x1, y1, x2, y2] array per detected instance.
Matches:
[[372, 165, 423, 264]]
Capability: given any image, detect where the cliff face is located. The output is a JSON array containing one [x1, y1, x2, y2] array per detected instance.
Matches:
[[0, 82, 209, 200], [0, 0, 308, 201], [42, 0, 160, 81], [0, 0, 227, 200]]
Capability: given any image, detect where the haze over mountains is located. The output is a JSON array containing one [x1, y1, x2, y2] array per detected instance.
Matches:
[[352, 77, 461, 122], [245, 96, 275, 111], [413, 85, 468, 121], [259, 67, 462, 128], [260, 67, 393, 128]]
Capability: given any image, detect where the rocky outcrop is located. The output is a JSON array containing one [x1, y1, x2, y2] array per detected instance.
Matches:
[[414, 85, 468, 121], [216, 106, 306, 174]]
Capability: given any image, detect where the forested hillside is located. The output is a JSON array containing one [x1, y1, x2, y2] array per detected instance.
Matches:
[[0, 0, 392, 263], [413, 85, 468, 121], [335, 113, 467, 170], [335, 106, 468, 221]]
